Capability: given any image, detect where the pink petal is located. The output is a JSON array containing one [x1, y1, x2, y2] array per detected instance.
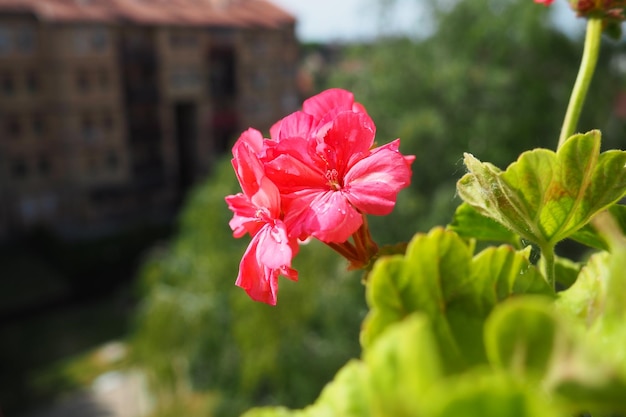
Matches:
[[302, 88, 355, 121], [236, 128, 264, 155], [232, 140, 266, 197], [256, 222, 294, 268], [225, 193, 262, 237], [265, 151, 327, 194], [286, 190, 363, 243], [235, 225, 299, 305], [322, 112, 376, 175], [344, 143, 413, 215], [269, 111, 315, 141], [236, 234, 280, 305]]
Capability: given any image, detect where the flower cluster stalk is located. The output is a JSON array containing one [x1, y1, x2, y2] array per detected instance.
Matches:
[[558, 17, 603, 149]]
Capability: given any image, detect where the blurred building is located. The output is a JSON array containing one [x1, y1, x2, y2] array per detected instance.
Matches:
[[0, 0, 299, 240]]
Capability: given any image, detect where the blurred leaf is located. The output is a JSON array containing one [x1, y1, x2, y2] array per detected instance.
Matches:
[[364, 314, 442, 417], [429, 370, 567, 417], [457, 131, 626, 248], [361, 228, 553, 372], [486, 297, 626, 414], [242, 360, 369, 417]]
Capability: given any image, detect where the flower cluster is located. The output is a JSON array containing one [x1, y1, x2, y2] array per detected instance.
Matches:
[[570, 0, 626, 21], [225, 89, 415, 305]]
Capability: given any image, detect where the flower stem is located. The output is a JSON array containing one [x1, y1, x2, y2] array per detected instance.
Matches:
[[541, 244, 556, 290], [558, 17, 603, 149]]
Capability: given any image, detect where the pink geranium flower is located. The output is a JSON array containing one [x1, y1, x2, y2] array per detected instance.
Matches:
[[534, 0, 554, 5], [225, 133, 298, 305], [226, 88, 414, 304], [265, 110, 414, 243]]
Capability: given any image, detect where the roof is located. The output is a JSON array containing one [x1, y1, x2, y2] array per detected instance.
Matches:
[[0, 0, 296, 27]]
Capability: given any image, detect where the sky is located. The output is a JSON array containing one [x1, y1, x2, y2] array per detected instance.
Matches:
[[268, 0, 585, 43], [269, 0, 428, 43]]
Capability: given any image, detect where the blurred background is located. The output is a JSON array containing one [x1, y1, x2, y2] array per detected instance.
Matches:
[[1, 0, 625, 416]]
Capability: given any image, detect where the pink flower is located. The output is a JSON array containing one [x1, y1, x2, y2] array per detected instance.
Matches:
[[265, 110, 414, 243], [534, 0, 554, 5], [225, 134, 298, 305], [269, 88, 368, 142], [226, 88, 415, 304]]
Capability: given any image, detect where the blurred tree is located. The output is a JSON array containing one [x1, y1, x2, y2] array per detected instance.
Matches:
[[327, 0, 624, 244]]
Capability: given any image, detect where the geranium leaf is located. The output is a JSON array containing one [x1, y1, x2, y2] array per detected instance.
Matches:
[[457, 131, 626, 248], [428, 371, 567, 417], [361, 228, 553, 373], [570, 204, 626, 251], [365, 314, 442, 417], [241, 360, 370, 417], [448, 202, 519, 246], [486, 297, 626, 414]]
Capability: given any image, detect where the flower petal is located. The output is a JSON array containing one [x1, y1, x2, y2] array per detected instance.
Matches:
[[344, 142, 413, 215], [236, 234, 280, 305], [286, 190, 363, 243], [322, 111, 376, 175], [256, 221, 294, 268]]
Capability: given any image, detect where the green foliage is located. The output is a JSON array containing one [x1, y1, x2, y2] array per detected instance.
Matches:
[[457, 131, 626, 248], [130, 158, 366, 416]]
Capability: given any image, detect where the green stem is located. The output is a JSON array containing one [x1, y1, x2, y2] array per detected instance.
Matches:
[[541, 244, 556, 290], [558, 17, 603, 150]]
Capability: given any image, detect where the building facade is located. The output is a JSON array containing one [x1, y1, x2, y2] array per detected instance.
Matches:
[[0, 0, 299, 239]]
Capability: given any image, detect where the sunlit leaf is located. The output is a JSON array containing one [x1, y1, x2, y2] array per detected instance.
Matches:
[[361, 228, 553, 372], [428, 370, 567, 417], [569, 203, 626, 251], [485, 297, 626, 414], [241, 360, 370, 417], [365, 314, 442, 417], [457, 131, 626, 248]]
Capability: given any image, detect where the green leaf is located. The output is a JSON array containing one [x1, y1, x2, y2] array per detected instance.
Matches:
[[429, 371, 567, 417], [362, 228, 553, 372], [486, 296, 626, 414], [569, 203, 626, 251], [448, 202, 519, 246], [555, 251, 609, 324], [364, 314, 443, 417], [241, 360, 370, 417], [485, 297, 559, 380], [457, 131, 626, 248]]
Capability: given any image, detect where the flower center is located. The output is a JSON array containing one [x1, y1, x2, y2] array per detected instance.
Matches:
[[325, 168, 341, 190]]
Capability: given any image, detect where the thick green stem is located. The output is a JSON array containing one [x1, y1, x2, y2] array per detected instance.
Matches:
[[558, 17, 603, 150], [541, 244, 556, 290]]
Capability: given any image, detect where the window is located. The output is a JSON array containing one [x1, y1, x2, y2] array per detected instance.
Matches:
[[0, 25, 10, 55], [26, 71, 40, 93], [98, 69, 109, 89], [74, 27, 109, 53], [6, 117, 21, 138], [81, 114, 97, 142], [103, 111, 114, 132], [32, 114, 45, 136], [11, 158, 27, 179], [76, 70, 90, 92], [91, 27, 109, 51], [15, 26, 35, 53], [170, 68, 201, 90], [169, 32, 198, 48], [1, 73, 14, 95], [37, 156, 50, 175], [106, 151, 119, 171]]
